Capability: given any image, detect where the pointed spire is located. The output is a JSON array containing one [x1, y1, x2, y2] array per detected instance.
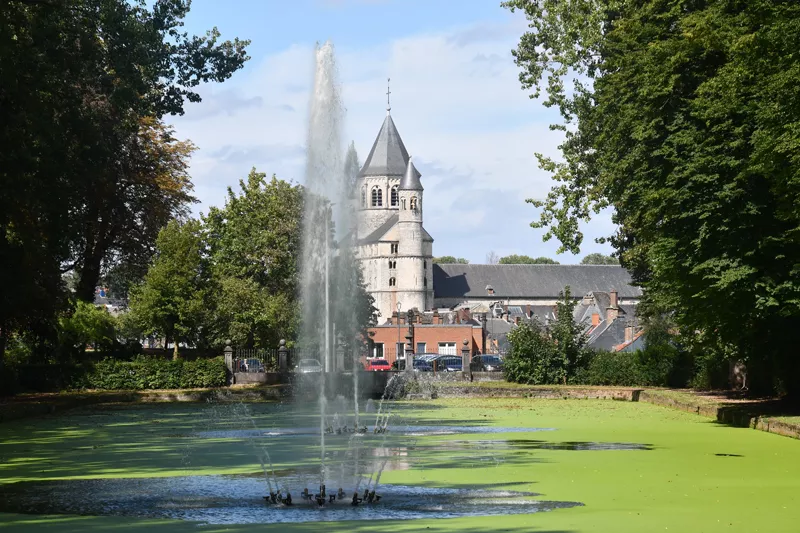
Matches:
[[359, 113, 410, 177], [400, 157, 423, 191]]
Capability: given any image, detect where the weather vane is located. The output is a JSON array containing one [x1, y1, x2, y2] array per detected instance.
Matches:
[[386, 77, 391, 112]]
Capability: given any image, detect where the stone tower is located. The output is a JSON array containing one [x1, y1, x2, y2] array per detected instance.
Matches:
[[355, 107, 433, 321]]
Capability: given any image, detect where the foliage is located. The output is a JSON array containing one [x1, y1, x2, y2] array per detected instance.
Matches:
[[505, 287, 590, 384], [432, 256, 470, 264], [576, 351, 644, 386], [128, 220, 211, 359], [485, 251, 500, 264], [499, 254, 559, 264], [58, 301, 117, 356], [0, 0, 249, 379], [85, 356, 227, 390], [581, 253, 619, 265], [504, 0, 800, 395], [204, 170, 304, 349]]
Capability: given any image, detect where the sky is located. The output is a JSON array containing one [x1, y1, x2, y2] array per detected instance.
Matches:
[[168, 0, 616, 264]]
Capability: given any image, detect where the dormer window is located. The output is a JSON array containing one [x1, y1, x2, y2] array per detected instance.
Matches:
[[390, 186, 398, 207], [371, 187, 383, 207]]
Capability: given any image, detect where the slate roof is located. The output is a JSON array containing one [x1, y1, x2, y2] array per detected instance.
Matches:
[[433, 264, 642, 301], [359, 113, 410, 177], [587, 317, 628, 351], [399, 158, 423, 190], [359, 214, 399, 244]]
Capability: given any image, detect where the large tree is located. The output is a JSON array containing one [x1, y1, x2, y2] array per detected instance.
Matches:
[[432, 256, 470, 264], [0, 0, 248, 370], [499, 254, 559, 264], [505, 0, 800, 394], [581, 253, 619, 265], [204, 170, 304, 348]]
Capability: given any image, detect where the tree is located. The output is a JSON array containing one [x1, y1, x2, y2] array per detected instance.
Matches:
[[128, 220, 210, 359], [505, 287, 589, 384], [204, 170, 304, 348], [485, 251, 500, 264], [59, 301, 117, 356], [0, 0, 249, 372], [504, 0, 800, 395], [499, 255, 559, 264], [580, 253, 618, 265], [432, 256, 470, 264]]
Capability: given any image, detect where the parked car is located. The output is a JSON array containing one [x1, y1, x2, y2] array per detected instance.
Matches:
[[295, 358, 323, 373], [412, 359, 434, 372], [432, 356, 463, 372], [364, 359, 391, 371], [239, 358, 265, 372], [471, 355, 504, 372]]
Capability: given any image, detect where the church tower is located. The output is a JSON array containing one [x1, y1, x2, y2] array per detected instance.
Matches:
[[355, 94, 433, 321]]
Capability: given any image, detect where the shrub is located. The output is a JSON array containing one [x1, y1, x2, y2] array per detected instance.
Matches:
[[85, 356, 227, 390], [579, 351, 644, 386]]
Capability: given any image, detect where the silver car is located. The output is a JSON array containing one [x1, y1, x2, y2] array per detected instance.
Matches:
[[295, 358, 323, 373]]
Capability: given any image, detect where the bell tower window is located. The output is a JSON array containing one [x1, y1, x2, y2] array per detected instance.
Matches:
[[371, 187, 383, 207], [390, 243, 398, 254], [390, 186, 398, 207], [389, 277, 396, 287]]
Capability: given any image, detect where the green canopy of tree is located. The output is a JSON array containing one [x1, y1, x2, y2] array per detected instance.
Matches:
[[432, 256, 470, 264], [504, 0, 800, 394], [580, 253, 619, 265], [499, 255, 559, 265], [128, 219, 210, 360], [0, 0, 249, 368]]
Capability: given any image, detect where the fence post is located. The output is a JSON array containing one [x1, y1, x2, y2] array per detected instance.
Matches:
[[223, 339, 234, 385], [278, 339, 289, 373], [461, 338, 471, 379]]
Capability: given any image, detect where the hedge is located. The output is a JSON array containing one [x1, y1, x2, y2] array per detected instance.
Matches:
[[85, 356, 227, 390]]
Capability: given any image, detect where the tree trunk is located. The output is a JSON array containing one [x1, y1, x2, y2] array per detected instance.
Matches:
[[75, 216, 111, 303]]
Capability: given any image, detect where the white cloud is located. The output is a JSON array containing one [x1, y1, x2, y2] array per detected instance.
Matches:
[[169, 18, 614, 263]]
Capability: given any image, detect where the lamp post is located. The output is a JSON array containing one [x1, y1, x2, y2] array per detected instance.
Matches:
[[396, 301, 402, 367]]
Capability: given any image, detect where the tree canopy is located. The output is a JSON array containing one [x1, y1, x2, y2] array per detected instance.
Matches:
[[499, 255, 559, 265], [432, 256, 470, 264], [505, 0, 800, 394], [580, 253, 619, 265]]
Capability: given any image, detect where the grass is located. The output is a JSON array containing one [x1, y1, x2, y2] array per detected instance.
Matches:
[[1, 398, 799, 532]]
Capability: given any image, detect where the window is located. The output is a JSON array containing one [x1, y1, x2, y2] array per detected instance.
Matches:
[[424, 277, 427, 287], [372, 343, 384, 359], [396, 342, 405, 357], [388, 260, 396, 269], [371, 187, 383, 207], [423, 260, 427, 269], [438, 342, 457, 355], [361, 188, 366, 208], [389, 277, 396, 287], [416, 342, 426, 354], [390, 186, 398, 207], [390, 243, 398, 254], [410, 196, 418, 210]]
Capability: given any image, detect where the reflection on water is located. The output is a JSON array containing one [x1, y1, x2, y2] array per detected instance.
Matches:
[[0, 475, 582, 524]]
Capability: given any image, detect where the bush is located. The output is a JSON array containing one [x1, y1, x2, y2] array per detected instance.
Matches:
[[85, 356, 227, 390], [578, 351, 644, 386], [577, 344, 693, 387]]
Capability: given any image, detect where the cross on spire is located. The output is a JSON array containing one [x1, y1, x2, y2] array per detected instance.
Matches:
[[386, 77, 391, 114]]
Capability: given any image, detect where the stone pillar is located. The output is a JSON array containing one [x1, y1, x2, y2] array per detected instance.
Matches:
[[223, 339, 233, 385], [278, 339, 289, 373], [405, 331, 414, 372], [461, 338, 471, 375]]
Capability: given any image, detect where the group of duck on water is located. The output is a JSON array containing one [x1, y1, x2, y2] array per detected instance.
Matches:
[[265, 485, 381, 507]]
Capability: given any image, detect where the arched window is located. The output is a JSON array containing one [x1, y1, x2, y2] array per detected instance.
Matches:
[[410, 196, 418, 210], [388, 260, 396, 269], [389, 277, 396, 287], [371, 187, 383, 207], [423, 260, 427, 269], [424, 277, 427, 287], [390, 186, 398, 207], [361, 188, 366, 208]]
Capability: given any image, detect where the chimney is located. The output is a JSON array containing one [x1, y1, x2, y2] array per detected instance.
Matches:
[[391, 311, 398, 325], [606, 290, 620, 323], [416, 312, 422, 325], [433, 309, 440, 325], [591, 313, 600, 327], [624, 324, 634, 343], [525, 304, 531, 318]]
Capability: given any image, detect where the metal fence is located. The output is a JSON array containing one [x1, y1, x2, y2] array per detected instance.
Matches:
[[233, 347, 320, 373]]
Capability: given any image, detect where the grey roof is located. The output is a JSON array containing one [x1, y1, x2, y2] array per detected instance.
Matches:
[[433, 264, 642, 301], [359, 214, 399, 244], [399, 158, 423, 190], [587, 317, 628, 351], [359, 113, 410, 177]]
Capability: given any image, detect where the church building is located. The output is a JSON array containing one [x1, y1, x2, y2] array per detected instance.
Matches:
[[354, 106, 434, 321]]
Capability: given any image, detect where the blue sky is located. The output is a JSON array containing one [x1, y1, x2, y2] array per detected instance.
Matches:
[[169, 0, 616, 263]]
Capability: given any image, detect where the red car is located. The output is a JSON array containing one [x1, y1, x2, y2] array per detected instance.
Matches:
[[365, 359, 391, 371]]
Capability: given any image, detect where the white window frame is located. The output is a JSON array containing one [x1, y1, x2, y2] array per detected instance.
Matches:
[[438, 342, 456, 355]]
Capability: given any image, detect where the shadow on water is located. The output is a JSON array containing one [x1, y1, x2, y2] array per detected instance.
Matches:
[[0, 474, 583, 525]]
